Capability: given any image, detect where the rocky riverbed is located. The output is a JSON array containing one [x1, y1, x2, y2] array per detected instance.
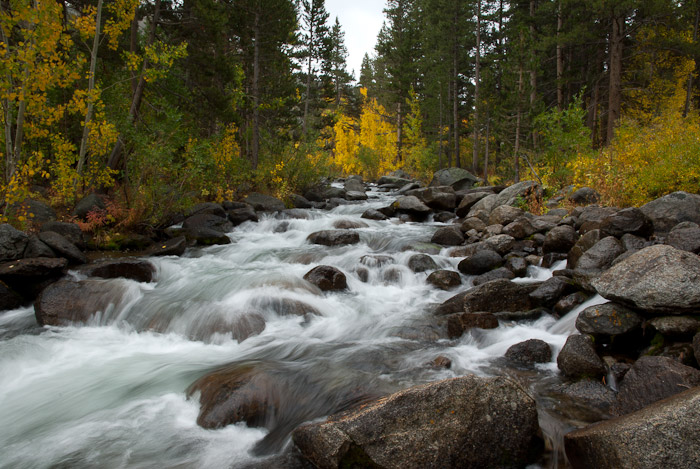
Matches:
[[1, 169, 700, 468]]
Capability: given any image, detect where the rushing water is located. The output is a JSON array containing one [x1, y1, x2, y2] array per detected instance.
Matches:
[[0, 188, 607, 468]]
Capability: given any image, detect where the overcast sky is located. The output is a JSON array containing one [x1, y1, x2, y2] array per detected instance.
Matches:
[[325, 0, 386, 81]]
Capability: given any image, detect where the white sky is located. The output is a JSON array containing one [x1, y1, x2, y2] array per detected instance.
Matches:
[[325, 0, 387, 81]]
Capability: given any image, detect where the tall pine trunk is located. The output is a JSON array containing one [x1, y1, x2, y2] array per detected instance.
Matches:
[[472, 0, 481, 174], [556, 0, 563, 111], [453, 40, 460, 168], [251, 10, 261, 170], [606, 14, 624, 145]]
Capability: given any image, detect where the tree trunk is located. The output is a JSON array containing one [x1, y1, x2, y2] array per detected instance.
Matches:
[[685, 2, 700, 117], [438, 88, 443, 169], [77, 0, 103, 177], [251, 10, 261, 170], [483, 115, 489, 185], [472, 0, 481, 174], [396, 101, 403, 163], [606, 14, 624, 145], [556, 0, 563, 111], [108, 0, 161, 170], [453, 41, 460, 168], [0, 24, 14, 182], [303, 21, 314, 135], [529, 0, 537, 149], [514, 49, 524, 183]]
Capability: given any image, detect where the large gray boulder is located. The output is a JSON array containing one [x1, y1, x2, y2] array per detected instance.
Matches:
[[73, 193, 105, 219], [665, 225, 700, 254], [391, 196, 431, 220], [409, 186, 456, 211], [0, 224, 28, 261], [494, 181, 540, 208], [40, 221, 85, 249], [244, 192, 286, 212], [303, 266, 347, 291], [575, 303, 643, 339], [429, 167, 479, 191], [11, 198, 56, 224], [38, 231, 87, 264], [592, 245, 700, 314], [557, 334, 607, 380], [462, 279, 540, 314], [34, 279, 127, 326], [600, 207, 653, 238], [457, 250, 503, 275], [565, 386, 700, 469], [292, 375, 541, 469], [78, 259, 155, 283], [640, 191, 700, 234]]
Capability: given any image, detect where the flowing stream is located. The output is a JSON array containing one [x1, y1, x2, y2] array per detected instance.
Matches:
[[0, 187, 607, 468]]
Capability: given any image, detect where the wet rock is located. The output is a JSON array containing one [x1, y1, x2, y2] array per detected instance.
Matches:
[[557, 334, 607, 380], [494, 308, 549, 322], [529, 277, 576, 308], [665, 226, 700, 254], [600, 207, 653, 239], [484, 224, 503, 237], [377, 176, 412, 188], [559, 379, 616, 412], [567, 229, 602, 269], [292, 375, 541, 469], [434, 290, 471, 316], [183, 213, 233, 233], [505, 339, 552, 366], [185, 227, 231, 246], [0, 280, 23, 310], [543, 225, 578, 254], [40, 221, 85, 249], [612, 356, 700, 416], [244, 193, 286, 212], [21, 235, 54, 259], [148, 236, 187, 256], [34, 279, 127, 326], [446, 312, 499, 338], [345, 191, 368, 201], [472, 267, 514, 286], [575, 303, 643, 339], [459, 217, 486, 233], [640, 191, 700, 234], [433, 212, 454, 223], [228, 207, 259, 226], [333, 219, 368, 230], [503, 217, 537, 239], [565, 386, 700, 469], [307, 230, 360, 247], [251, 297, 321, 318], [0, 224, 29, 262], [455, 192, 490, 218], [186, 202, 226, 218], [457, 250, 502, 275], [426, 270, 461, 290], [462, 279, 541, 314], [73, 193, 105, 219], [0, 256, 68, 300], [541, 253, 567, 269], [361, 209, 388, 221], [430, 356, 452, 369], [568, 187, 600, 205], [402, 242, 442, 255], [647, 316, 700, 341], [488, 205, 524, 226], [409, 187, 456, 211], [344, 177, 365, 193], [78, 259, 155, 283], [289, 194, 313, 209], [467, 194, 498, 218], [407, 254, 438, 273], [694, 332, 700, 364], [576, 206, 617, 233], [430, 226, 464, 246], [482, 234, 515, 255], [429, 167, 479, 191], [505, 256, 529, 277], [391, 196, 431, 220], [38, 231, 87, 264], [592, 245, 700, 314], [382, 266, 403, 284], [554, 292, 590, 316], [359, 255, 394, 267], [575, 236, 623, 273], [303, 266, 347, 291]]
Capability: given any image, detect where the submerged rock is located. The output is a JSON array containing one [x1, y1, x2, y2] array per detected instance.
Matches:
[[78, 259, 156, 283], [34, 279, 127, 326], [307, 230, 360, 247], [304, 266, 347, 291], [292, 374, 541, 469]]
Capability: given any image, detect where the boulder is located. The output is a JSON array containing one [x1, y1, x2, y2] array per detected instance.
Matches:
[[482, 234, 516, 255], [430, 226, 464, 246], [23, 235, 56, 258], [185, 227, 231, 246], [34, 279, 127, 326], [446, 312, 499, 338], [502, 217, 537, 239], [620, 233, 647, 251], [505, 256, 529, 277], [457, 250, 502, 275], [493, 181, 540, 209], [409, 187, 456, 211], [11, 198, 56, 223], [183, 213, 233, 233], [472, 267, 515, 286], [505, 339, 552, 366], [244, 193, 286, 212], [303, 266, 347, 292], [455, 192, 490, 218], [430, 356, 452, 369], [462, 279, 541, 314], [333, 220, 368, 230], [568, 187, 600, 205], [488, 205, 524, 226], [467, 194, 498, 218], [186, 202, 227, 218], [72, 193, 105, 219], [344, 177, 365, 193], [460, 217, 487, 233], [554, 292, 590, 316], [0, 224, 29, 261], [573, 237, 624, 289], [307, 230, 360, 247], [292, 375, 541, 469], [612, 356, 700, 416], [429, 167, 479, 191], [575, 206, 617, 232], [575, 303, 643, 339], [289, 194, 313, 209], [360, 255, 394, 267], [228, 207, 259, 226], [391, 196, 431, 220], [40, 221, 85, 249], [565, 386, 700, 469], [648, 316, 700, 340], [148, 236, 187, 256], [592, 245, 700, 314], [345, 191, 368, 201], [361, 209, 388, 221], [528, 277, 576, 308], [600, 207, 653, 239], [559, 379, 616, 413], [0, 280, 23, 310], [376, 176, 412, 188], [426, 270, 461, 290], [567, 229, 602, 269], [78, 259, 155, 283], [407, 254, 438, 273], [665, 226, 700, 254], [640, 191, 700, 234], [434, 290, 471, 316], [543, 225, 578, 254], [38, 232, 87, 264], [557, 334, 607, 380]]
